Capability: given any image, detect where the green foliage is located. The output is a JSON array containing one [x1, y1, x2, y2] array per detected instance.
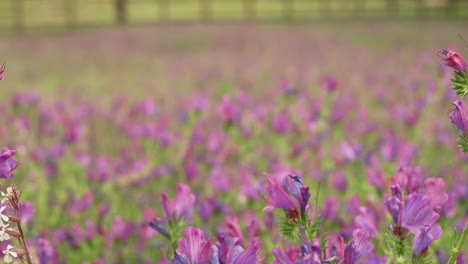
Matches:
[[412, 254, 433, 264], [279, 217, 302, 242], [456, 133, 468, 153], [451, 71, 468, 97], [385, 230, 412, 262]]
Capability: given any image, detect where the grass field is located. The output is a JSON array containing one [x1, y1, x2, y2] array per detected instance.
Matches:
[[1, 21, 468, 263]]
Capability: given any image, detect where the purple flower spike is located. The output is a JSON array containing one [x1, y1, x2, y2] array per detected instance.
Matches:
[[283, 174, 311, 216], [450, 101, 468, 132], [402, 194, 439, 234], [384, 185, 403, 225], [161, 184, 196, 219], [423, 178, 448, 209], [0, 147, 19, 179], [263, 174, 296, 213], [176, 227, 213, 264], [0, 64, 5, 80], [412, 224, 442, 256]]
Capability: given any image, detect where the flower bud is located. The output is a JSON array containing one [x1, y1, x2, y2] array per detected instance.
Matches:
[[7, 216, 19, 223], [5, 229, 20, 238], [436, 49, 467, 73]]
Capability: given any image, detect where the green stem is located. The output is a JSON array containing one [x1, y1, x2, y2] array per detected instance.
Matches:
[[447, 220, 468, 264]]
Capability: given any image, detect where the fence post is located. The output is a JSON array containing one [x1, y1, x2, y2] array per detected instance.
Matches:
[[158, 0, 170, 21], [199, 0, 212, 21], [281, 0, 294, 21], [64, 0, 77, 29], [243, 0, 256, 20], [12, 0, 24, 31], [115, 0, 127, 24]]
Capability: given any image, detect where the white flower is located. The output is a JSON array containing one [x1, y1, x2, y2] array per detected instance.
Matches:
[[0, 222, 10, 241], [2, 245, 17, 263], [0, 206, 9, 223], [1, 187, 13, 204]]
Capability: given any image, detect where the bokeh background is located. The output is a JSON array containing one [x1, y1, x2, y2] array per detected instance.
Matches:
[[0, 0, 468, 263]]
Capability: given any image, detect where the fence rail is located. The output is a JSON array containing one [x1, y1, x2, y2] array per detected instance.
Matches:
[[1, 0, 467, 32]]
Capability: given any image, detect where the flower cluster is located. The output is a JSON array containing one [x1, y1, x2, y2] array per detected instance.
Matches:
[[0, 147, 32, 264]]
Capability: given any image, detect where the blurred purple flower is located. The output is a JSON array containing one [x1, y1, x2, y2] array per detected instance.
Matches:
[[161, 184, 196, 220], [321, 75, 339, 93], [353, 206, 379, 236], [325, 234, 345, 261], [450, 101, 468, 132], [223, 216, 243, 243], [422, 178, 448, 209], [0, 64, 4, 80], [37, 238, 58, 264], [331, 171, 348, 192], [108, 216, 135, 242], [0, 147, 18, 179], [19, 201, 35, 224], [262, 174, 296, 213]]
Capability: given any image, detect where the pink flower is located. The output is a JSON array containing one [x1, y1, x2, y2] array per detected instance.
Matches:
[[436, 49, 467, 72], [175, 227, 213, 264], [161, 184, 196, 219], [0, 147, 18, 179], [0, 64, 4, 80]]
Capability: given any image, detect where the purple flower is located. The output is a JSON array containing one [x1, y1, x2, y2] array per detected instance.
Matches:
[[262, 174, 296, 213], [353, 206, 379, 235], [225, 237, 261, 264], [422, 178, 448, 209], [450, 101, 468, 132], [384, 185, 403, 224], [282, 174, 311, 216], [0, 64, 4, 80], [412, 224, 442, 256], [175, 227, 213, 264], [219, 96, 237, 124], [0, 147, 18, 179], [161, 184, 196, 220], [19, 201, 35, 224], [343, 229, 373, 264], [223, 216, 244, 243], [107, 216, 135, 242], [272, 248, 295, 264], [37, 238, 58, 264], [321, 75, 339, 93], [325, 234, 345, 261], [401, 194, 439, 234]]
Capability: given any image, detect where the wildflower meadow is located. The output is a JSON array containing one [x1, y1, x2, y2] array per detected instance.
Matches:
[[0, 22, 467, 263]]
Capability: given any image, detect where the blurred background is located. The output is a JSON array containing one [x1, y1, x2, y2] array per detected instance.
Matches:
[[0, 0, 467, 32], [0, 1, 468, 263]]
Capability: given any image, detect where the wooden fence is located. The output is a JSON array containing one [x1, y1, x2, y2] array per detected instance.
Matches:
[[0, 0, 466, 32]]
